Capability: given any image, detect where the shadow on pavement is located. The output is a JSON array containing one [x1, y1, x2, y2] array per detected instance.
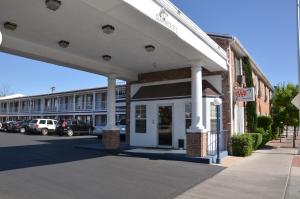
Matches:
[[0, 137, 112, 171], [0, 136, 226, 173]]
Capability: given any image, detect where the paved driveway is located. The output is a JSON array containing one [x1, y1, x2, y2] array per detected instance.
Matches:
[[0, 132, 224, 199]]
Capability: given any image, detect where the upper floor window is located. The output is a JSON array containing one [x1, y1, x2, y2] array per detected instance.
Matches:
[[234, 57, 241, 82], [116, 87, 126, 99]]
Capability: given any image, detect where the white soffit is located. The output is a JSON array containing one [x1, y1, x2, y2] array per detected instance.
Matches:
[[0, 0, 227, 82]]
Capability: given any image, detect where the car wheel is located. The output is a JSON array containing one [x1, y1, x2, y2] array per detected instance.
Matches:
[[67, 129, 74, 137], [20, 128, 26, 134], [41, 128, 48, 136], [4, 128, 8, 132]]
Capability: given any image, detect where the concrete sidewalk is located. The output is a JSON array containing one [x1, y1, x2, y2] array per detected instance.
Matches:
[[175, 135, 300, 199]]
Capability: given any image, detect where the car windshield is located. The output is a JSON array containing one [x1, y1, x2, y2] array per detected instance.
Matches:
[[30, 120, 38, 124], [119, 119, 126, 125]]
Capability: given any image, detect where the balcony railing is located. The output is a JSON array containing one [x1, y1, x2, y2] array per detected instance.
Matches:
[[58, 103, 74, 113], [44, 106, 58, 113], [95, 101, 107, 111]]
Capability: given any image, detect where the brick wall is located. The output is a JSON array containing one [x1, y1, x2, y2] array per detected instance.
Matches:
[[137, 67, 191, 83]]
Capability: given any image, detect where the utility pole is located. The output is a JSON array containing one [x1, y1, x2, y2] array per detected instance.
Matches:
[[297, 0, 300, 92], [296, 0, 300, 149]]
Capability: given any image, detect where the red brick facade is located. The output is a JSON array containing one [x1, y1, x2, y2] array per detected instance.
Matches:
[[102, 130, 120, 149], [186, 132, 207, 157], [210, 35, 273, 134]]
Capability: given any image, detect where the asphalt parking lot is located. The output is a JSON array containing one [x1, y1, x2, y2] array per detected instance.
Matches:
[[0, 132, 224, 199]]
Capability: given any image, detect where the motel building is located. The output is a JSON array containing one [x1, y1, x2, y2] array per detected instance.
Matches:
[[0, 0, 238, 159], [208, 34, 273, 135], [0, 86, 127, 130]]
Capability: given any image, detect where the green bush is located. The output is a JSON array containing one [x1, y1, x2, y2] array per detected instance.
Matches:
[[257, 116, 273, 131], [271, 127, 280, 139], [254, 128, 271, 147], [246, 133, 263, 150], [231, 134, 253, 157], [255, 128, 265, 134]]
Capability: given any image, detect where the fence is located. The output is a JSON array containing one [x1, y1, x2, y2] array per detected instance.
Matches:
[[207, 130, 229, 156]]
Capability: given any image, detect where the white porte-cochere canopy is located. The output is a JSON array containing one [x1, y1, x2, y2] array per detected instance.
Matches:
[[0, 0, 227, 81]]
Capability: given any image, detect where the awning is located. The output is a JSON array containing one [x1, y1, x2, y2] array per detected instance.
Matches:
[[0, 0, 227, 81], [132, 80, 221, 101]]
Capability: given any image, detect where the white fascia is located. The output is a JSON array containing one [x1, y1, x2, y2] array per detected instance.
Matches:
[[122, 0, 227, 71]]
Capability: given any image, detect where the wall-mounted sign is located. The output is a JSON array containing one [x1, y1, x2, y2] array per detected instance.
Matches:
[[235, 87, 255, 102], [155, 8, 178, 34]]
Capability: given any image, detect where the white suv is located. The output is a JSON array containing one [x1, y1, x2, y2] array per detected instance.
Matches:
[[29, 119, 57, 135]]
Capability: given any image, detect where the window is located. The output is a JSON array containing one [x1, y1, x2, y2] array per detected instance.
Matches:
[[257, 77, 261, 98], [116, 87, 126, 99], [185, 103, 192, 129], [86, 94, 93, 109], [234, 56, 241, 82], [135, 105, 146, 133], [39, 120, 46, 124], [210, 103, 217, 132], [47, 120, 53, 125], [95, 115, 107, 126]]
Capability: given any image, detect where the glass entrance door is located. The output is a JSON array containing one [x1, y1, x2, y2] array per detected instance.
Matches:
[[158, 106, 173, 147]]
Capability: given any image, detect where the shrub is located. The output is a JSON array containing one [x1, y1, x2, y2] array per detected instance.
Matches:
[[255, 128, 265, 134], [257, 116, 273, 131], [271, 127, 280, 139], [254, 128, 271, 148], [231, 134, 253, 157], [247, 133, 263, 150]]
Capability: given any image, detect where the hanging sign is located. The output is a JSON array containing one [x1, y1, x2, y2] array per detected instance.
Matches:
[[235, 87, 255, 102]]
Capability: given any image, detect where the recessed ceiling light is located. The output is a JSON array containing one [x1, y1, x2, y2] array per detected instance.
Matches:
[[58, 40, 69, 48], [45, 0, 61, 11], [102, 55, 112, 61], [145, 45, 156, 52], [4, 22, 17, 31], [102, 25, 115, 34]]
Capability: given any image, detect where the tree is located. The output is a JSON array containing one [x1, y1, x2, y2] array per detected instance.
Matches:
[[243, 57, 257, 132], [272, 83, 299, 147], [0, 84, 12, 97]]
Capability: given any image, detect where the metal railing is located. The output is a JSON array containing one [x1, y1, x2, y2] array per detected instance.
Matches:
[[207, 130, 229, 156]]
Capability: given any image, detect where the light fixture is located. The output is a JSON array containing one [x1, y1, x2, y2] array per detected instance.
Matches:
[[58, 40, 69, 48], [214, 98, 222, 106], [102, 55, 112, 61], [145, 45, 155, 52], [102, 25, 115, 34], [45, 0, 61, 11], [4, 22, 17, 31]]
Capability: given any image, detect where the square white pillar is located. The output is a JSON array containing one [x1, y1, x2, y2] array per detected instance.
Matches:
[[104, 74, 119, 131]]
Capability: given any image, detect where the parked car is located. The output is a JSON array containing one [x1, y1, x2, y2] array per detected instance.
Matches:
[[11, 120, 30, 133], [56, 119, 94, 137], [0, 121, 16, 132], [28, 119, 57, 135], [94, 119, 126, 140]]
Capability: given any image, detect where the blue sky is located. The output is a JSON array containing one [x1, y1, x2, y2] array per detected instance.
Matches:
[[0, 0, 297, 96]]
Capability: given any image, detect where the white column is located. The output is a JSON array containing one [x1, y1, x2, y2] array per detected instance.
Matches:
[[188, 65, 206, 132], [92, 91, 96, 111], [73, 94, 76, 112], [104, 74, 118, 130]]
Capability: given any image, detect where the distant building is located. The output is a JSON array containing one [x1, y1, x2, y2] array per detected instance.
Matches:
[[0, 86, 126, 127]]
